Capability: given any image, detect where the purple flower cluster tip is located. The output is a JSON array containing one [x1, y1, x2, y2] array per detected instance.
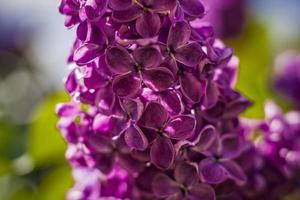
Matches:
[[57, 0, 253, 199]]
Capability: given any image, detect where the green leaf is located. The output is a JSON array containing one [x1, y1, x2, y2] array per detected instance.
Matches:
[[226, 20, 273, 118], [28, 91, 69, 167]]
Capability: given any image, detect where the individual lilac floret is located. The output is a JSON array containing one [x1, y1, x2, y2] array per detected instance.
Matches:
[[58, 0, 252, 199], [273, 50, 300, 109]]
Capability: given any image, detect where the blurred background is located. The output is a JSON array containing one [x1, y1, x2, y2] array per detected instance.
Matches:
[[0, 0, 299, 199]]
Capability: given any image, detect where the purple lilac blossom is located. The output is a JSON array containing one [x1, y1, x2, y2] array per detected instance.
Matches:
[[199, 0, 246, 39], [57, 0, 253, 199], [274, 50, 300, 109]]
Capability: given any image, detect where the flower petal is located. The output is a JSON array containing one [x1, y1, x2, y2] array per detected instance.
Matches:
[[74, 43, 104, 65], [174, 162, 198, 186], [142, 68, 174, 92], [118, 153, 144, 173], [93, 114, 128, 137], [139, 102, 169, 130], [133, 46, 161, 68], [93, 153, 115, 174], [120, 98, 144, 121], [112, 72, 142, 97], [124, 124, 149, 151], [147, 0, 177, 11], [189, 184, 216, 200], [180, 72, 204, 103], [152, 174, 180, 198], [222, 160, 247, 186], [174, 42, 204, 67], [84, 133, 113, 154], [191, 125, 217, 153], [105, 46, 134, 74], [159, 90, 183, 116], [150, 137, 175, 169], [109, 0, 132, 11], [112, 5, 143, 22], [221, 134, 241, 159], [199, 158, 226, 184], [178, 0, 205, 17], [136, 12, 161, 38], [203, 81, 220, 109], [164, 115, 196, 140], [167, 21, 191, 49], [95, 85, 115, 114]]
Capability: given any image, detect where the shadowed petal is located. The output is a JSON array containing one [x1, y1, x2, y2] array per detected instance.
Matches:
[[199, 158, 226, 184], [109, 0, 132, 11], [150, 137, 175, 169], [105, 46, 134, 74], [164, 115, 196, 140], [180, 72, 203, 103], [174, 162, 198, 186], [112, 72, 142, 97], [189, 184, 216, 200], [124, 125, 149, 151], [191, 125, 217, 152], [120, 99, 144, 121], [136, 12, 161, 38], [142, 68, 174, 92], [147, 0, 177, 11], [95, 85, 115, 114], [221, 134, 241, 159], [203, 81, 220, 109], [74, 43, 104, 65], [160, 90, 183, 116], [152, 174, 180, 198], [118, 153, 144, 173], [93, 153, 115, 174], [174, 42, 203, 67], [84, 134, 112, 153], [222, 161, 247, 186], [93, 114, 128, 137], [112, 5, 143, 22], [167, 21, 191, 49], [179, 0, 205, 17], [139, 102, 169, 129], [133, 46, 161, 68]]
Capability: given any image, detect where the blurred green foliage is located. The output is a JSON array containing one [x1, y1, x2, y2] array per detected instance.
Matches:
[[0, 91, 72, 200]]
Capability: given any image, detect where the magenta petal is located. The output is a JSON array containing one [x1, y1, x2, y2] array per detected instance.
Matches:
[[139, 102, 169, 130], [192, 125, 217, 152], [203, 81, 220, 109], [179, 0, 205, 17], [133, 46, 161, 68], [112, 5, 143, 22], [74, 43, 104, 65], [105, 46, 134, 74], [120, 99, 144, 121], [147, 0, 177, 11], [152, 174, 180, 198], [93, 153, 115, 174], [221, 134, 241, 159], [93, 114, 128, 137], [189, 184, 216, 200], [118, 153, 144, 173], [124, 125, 148, 151], [160, 90, 183, 116], [199, 158, 226, 184], [142, 68, 174, 92], [65, 70, 77, 93], [109, 0, 132, 11], [136, 12, 161, 38], [95, 85, 115, 114], [150, 137, 175, 169], [221, 161, 247, 185], [180, 72, 203, 103], [164, 115, 196, 140], [174, 42, 203, 67], [112, 72, 142, 97], [167, 21, 191, 49], [85, 134, 112, 154], [174, 162, 198, 186]]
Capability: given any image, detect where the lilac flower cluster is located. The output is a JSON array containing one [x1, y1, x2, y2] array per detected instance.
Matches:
[[239, 101, 300, 199], [57, 0, 252, 199], [273, 51, 300, 110]]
